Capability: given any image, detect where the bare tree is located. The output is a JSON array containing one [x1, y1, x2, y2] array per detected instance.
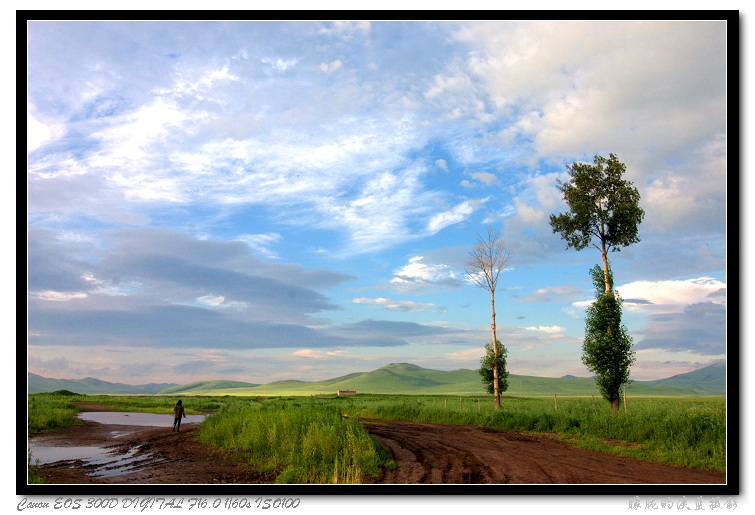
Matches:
[[465, 225, 513, 409]]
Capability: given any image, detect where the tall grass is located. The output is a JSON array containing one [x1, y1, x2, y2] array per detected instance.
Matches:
[[198, 399, 387, 483], [27, 450, 45, 484], [27, 391, 84, 433]]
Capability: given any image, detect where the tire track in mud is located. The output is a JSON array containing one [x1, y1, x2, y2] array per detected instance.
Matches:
[[361, 419, 726, 485]]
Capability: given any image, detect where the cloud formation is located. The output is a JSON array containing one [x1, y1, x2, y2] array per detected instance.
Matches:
[[25, 20, 728, 384]]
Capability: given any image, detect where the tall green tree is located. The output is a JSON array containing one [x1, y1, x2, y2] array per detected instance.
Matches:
[[549, 153, 642, 415], [548, 153, 644, 294], [465, 225, 513, 409], [479, 340, 509, 396], [583, 265, 635, 415]]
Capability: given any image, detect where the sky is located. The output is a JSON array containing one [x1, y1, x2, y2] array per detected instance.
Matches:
[[25, 18, 729, 387]]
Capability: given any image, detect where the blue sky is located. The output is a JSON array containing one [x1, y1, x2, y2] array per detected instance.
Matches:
[[25, 19, 728, 386]]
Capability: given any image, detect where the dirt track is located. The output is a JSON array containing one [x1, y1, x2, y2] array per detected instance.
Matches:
[[30, 414, 726, 485], [361, 419, 725, 484]]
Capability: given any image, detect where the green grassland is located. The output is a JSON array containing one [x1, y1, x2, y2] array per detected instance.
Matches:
[[26, 363, 727, 483], [27, 389, 726, 483]]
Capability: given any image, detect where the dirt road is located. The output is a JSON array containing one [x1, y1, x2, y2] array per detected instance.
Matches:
[[361, 419, 725, 484], [30, 415, 726, 485]]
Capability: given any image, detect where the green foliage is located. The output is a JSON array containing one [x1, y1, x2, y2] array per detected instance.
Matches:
[[198, 399, 386, 483], [479, 340, 509, 395], [27, 450, 45, 484], [27, 393, 84, 433], [549, 153, 644, 254], [49, 389, 80, 396], [582, 265, 636, 407]]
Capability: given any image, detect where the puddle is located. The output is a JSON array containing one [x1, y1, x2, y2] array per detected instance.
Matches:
[[28, 443, 165, 477], [28, 444, 111, 465], [28, 411, 206, 478], [78, 411, 206, 426]]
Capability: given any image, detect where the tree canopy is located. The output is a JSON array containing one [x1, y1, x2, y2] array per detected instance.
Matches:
[[479, 340, 509, 396], [549, 153, 644, 293]]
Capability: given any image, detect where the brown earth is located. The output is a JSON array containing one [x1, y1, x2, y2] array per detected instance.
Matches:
[[30, 406, 726, 485]]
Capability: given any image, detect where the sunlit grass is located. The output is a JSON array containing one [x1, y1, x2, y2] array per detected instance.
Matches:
[[198, 399, 387, 483]]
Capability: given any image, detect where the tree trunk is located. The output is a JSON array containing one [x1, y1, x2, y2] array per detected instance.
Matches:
[[491, 290, 500, 409], [610, 398, 619, 416], [601, 246, 610, 294]]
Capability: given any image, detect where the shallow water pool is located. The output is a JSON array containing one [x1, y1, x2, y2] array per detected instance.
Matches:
[[78, 411, 207, 426], [28, 411, 207, 477]]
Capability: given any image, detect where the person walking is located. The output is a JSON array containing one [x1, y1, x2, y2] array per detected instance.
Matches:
[[173, 399, 186, 432]]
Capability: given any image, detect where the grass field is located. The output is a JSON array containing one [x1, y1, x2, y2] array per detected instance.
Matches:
[[26, 390, 726, 483]]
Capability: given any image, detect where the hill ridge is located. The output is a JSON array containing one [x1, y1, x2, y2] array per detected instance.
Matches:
[[28, 362, 725, 396]]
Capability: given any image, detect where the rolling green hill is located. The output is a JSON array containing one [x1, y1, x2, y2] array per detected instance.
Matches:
[[28, 362, 726, 397], [159, 380, 260, 395], [27, 373, 177, 395], [158, 361, 726, 397]]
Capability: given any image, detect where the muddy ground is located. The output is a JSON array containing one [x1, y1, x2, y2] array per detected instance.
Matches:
[[30, 407, 726, 485]]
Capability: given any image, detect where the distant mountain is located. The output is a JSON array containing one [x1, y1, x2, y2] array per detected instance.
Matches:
[[27, 362, 726, 397], [160, 380, 260, 395], [638, 361, 726, 396], [162, 362, 726, 397], [27, 373, 178, 395]]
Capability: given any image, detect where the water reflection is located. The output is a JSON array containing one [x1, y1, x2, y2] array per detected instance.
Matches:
[[28, 411, 207, 478], [78, 411, 206, 426]]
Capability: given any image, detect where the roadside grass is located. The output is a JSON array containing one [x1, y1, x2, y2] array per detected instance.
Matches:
[[197, 399, 387, 484], [27, 391, 85, 433], [27, 450, 45, 484], [26, 392, 726, 480]]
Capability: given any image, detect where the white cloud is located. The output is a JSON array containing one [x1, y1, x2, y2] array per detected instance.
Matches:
[[31, 290, 88, 302], [618, 277, 726, 313], [27, 107, 65, 154], [319, 21, 371, 35], [567, 277, 726, 318], [508, 171, 566, 228], [641, 134, 726, 235], [291, 349, 327, 359], [523, 325, 565, 334], [426, 198, 486, 234], [468, 172, 498, 186], [435, 159, 449, 172], [453, 21, 725, 158], [168, 64, 238, 97], [197, 294, 225, 307], [261, 57, 299, 71], [353, 297, 442, 313], [320, 169, 424, 255], [390, 256, 461, 292], [237, 233, 281, 259], [320, 60, 343, 73]]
